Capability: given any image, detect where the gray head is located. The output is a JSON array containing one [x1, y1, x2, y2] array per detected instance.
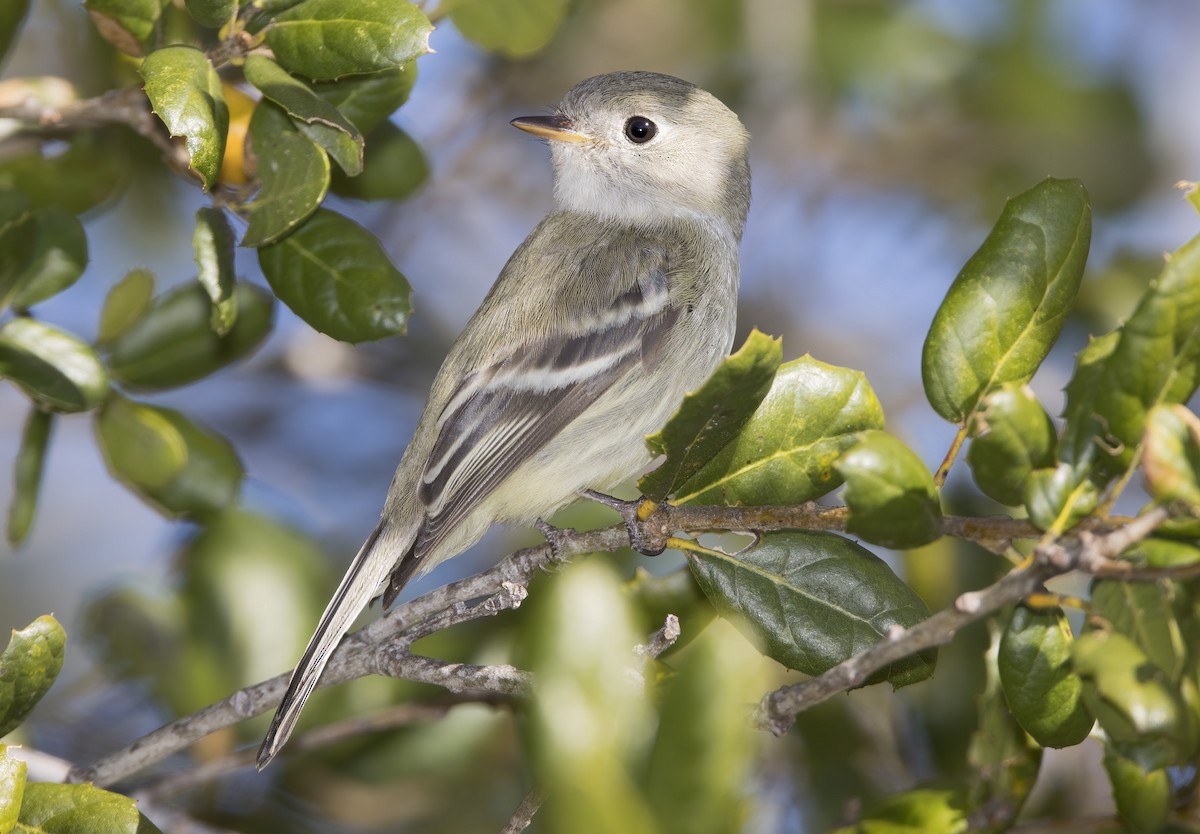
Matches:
[[512, 71, 751, 240]]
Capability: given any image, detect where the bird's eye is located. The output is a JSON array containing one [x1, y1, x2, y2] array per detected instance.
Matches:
[[624, 116, 657, 144]]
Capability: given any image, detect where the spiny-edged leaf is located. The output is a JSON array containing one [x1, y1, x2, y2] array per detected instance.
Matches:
[[1091, 579, 1187, 683], [0, 614, 65, 737], [139, 46, 229, 190], [830, 789, 968, 834], [7, 406, 52, 548], [1103, 748, 1171, 834], [967, 383, 1057, 505], [96, 395, 242, 519], [243, 54, 363, 175], [639, 330, 782, 501], [450, 0, 568, 58], [106, 281, 273, 390], [184, 0, 234, 28], [1023, 463, 1099, 534], [0, 745, 27, 832], [836, 430, 942, 549], [17, 782, 162, 833], [0, 318, 109, 413], [98, 269, 155, 346], [2, 206, 88, 310], [672, 356, 884, 506], [1143, 404, 1200, 507], [330, 121, 427, 201], [0, 0, 31, 64], [193, 207, 237, 335], [313, 64, 416, 134], [240, 101, 329, 247], [264, 0, 432, 81], [922, 178, 1091, 424], [998, 603, 1093, 748], [687, 531, 934, 687], [0, 133, 128, 215], [257, 208, 410, 342], [84, 0, 167, 56]]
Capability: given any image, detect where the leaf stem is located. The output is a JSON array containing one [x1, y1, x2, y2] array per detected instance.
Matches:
[[934, 424, 969, 488]]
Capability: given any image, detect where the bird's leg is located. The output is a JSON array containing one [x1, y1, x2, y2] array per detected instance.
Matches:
[[582, 490, 670, 556], [535, 518, 572, 570]]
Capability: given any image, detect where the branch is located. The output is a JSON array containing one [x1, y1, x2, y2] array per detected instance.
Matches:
[[500, 787, 548, 834]]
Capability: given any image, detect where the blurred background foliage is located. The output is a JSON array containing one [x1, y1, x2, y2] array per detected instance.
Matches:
[[2, 0, 1199, 831]]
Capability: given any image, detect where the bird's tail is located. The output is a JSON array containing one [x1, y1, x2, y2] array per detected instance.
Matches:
[[256, 522, 399, 769]]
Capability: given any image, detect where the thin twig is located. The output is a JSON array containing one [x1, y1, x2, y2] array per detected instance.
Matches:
[[500, 786, 549, 834]]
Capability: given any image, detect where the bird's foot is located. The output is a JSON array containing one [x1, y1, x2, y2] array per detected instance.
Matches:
[[582, 490, 670, 556], [535, 518, 571, 570]]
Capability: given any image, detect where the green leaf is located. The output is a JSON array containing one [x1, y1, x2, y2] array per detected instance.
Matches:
[[623, 567, 715, 656], [257, 208, 410, 342], [240, 101, 330, 247], [1143, 404, 1200, 508], [1103, 748, 1170, 834], [16, 782, 162, 833], [450, 0, 568, 58], [98, 269, 155, 347], [264, 0, 432, 81], [95, 395, 242, 518], [671, 355, 885, 506], [966, 383, 1057, 505], [330, 121, 427, 201], [139, 46, 229, 190], [0, 615, 66, 737], [922, 177, 1091, 424], [106, 281, 273, 390], [1023, 463, 1099, 534], [836, 430, 942, 549], [639, 330, 782, 501], [313, 64, 416, 134], [998, 603, 1093, 748], [184, 0, 235, 28], [0, 0, 31, 64], [1129, 537, 1200, 569], [1, 746, 27, 833], [833, 789, 968, 834], [0, 134, 128, 215], [0, 318, 109, 413], [243, 54, 364, 176], [688, 531, 934, 687], [7, 407, 52, 548], [1091, 579, 1187, 683], [1, 206, 89, 310], [0, 193, 34, 308], [192, 207, 237, 335], [84, 0, 167, 56]]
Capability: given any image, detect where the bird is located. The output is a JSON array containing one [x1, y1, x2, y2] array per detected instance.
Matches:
[[257, 70, 751, 769]]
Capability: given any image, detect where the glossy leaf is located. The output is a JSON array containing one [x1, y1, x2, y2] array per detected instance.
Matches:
[[1143, 404, 1200, 507], [98, 269, 155, 346], [257, 208, 410, 342], [1023, 463, 1099, 534], [688, 531, 934, 687], [7, 406, 52, 548], [0, 318, 109, 413], [84, 0, 167, 56], [966, 383, 1057, 505], [1103, 749, 1170, 834], [998, 603, 1093, 748], [193, 207, 237, 335], [184, 0, 234, 28], [330, 121, 427, 200], [450, 0, 568, 58], [107, 281, 272, 390], [240, 101, 329, 247], [313, 64, 416, 134], [264, 0, 432, 81], [2, 206, 89, 310], [639, 329, 782, 501], [0, 0, 30, 63], [243, 54, 363, 175], [922, 178, 1091, 424], [0, 614, 65, 737], [140, 46, 229, 190], [1091, 579, 1186, 683], [836, 430, 942, 549], [672, 356, 884, 506], [96, 395, 243, 518], [0, 746, 27, 832], [17, 782, 162, 833]]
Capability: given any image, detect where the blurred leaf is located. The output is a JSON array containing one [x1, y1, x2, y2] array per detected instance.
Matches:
[[95, 395, 242, 518], [330, 121, 427, 200], [832, 789, 968, 834], [264, 0, 432, 81], [0, 0, 30, 64], [450, 0, 568, 58], [0, 614, 65, 737], [257, 208, 410, 342], [0, 318, 109, 413], [140, 46, 229, 190], [184, 0, 234, 28], [84, 0, 167, 56], [192, 207, 237, 335], [7, 406, 52, 548], [313, 64, 416, 134], [98, 269, 155, 347], [673, 356, 884, 506], [1023, 463, 1099, 534], [922, 178, 1091, 424], [639, 329, 782, 501], [1103, 748, 1170, 834], [240, 101, 329, 247], [966, 383, 1057, 505], [1091, 579, 1186, 683], [1129, 537, 1200, 569], [0, 134, 127, 215], [17, 782, 161, 833], [0, 746, 27, 832], [688, 531, 934, 687], [836, 430, 942, 549], [107, 281, 273, 390], [0, 193, 34, 308], [1, 206, 88, 310], [1143, 404, 1200, 508], [1059, 331, 1118, 472], [624, 567, 715, 656], [243, 54, 363, 176], [998, 603, 1093, 748]]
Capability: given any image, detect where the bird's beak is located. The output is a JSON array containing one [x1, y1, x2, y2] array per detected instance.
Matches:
[[510, 115, 590, 143]]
